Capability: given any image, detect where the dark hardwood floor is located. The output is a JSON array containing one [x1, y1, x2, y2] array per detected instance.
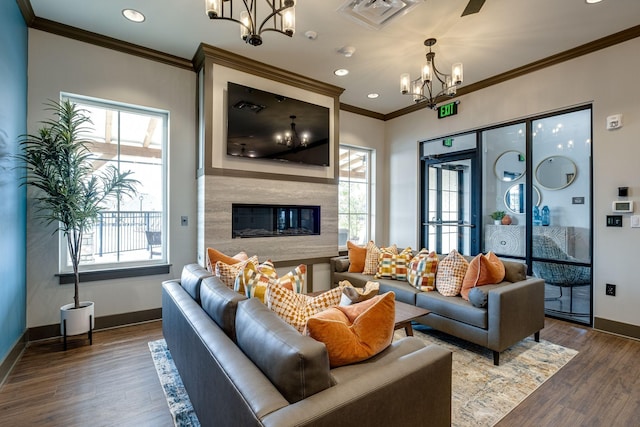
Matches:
[[0, 321, 172, 427], [0, 317, 638, 426]]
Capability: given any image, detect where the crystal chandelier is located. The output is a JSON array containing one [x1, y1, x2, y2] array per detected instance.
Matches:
[[400, 38, 463, 109], [275, 116, 308, 148], [205, 0, 296, 46]]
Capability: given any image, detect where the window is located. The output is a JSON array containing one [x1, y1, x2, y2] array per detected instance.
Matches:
[[338, 146, 372, 248], [60, 94, 167, 272]]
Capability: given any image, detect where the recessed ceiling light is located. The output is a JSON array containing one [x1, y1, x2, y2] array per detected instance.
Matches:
[[367, 93, 379, 99], [334, 69, 349, 77], [122, 9, 145, 23], [586, 0, 602, 3]]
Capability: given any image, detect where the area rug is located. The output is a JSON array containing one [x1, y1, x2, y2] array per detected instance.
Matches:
[[401, 325, 578, 427], [149, 330, 577, 427], [148, 340, 201, 427]]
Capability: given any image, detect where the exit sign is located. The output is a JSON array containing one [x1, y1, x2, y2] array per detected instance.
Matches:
[[437, 101, 458, 119], [443, 138, 453, 147]]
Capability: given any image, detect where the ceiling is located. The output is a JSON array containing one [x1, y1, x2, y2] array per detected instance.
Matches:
[[27, 0, 640, 115]]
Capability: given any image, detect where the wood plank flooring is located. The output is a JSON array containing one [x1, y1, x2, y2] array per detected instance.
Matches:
[[0, 321, 172, 427], [0, 317, 638, 426]]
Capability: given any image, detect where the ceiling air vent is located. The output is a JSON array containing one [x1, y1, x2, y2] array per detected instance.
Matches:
[[338, 0, 424, 30]]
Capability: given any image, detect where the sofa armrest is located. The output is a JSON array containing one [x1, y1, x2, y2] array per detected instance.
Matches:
[[487, 277, 545, 352], [329, 255, 350, 287], [260, 344, 452, 427]]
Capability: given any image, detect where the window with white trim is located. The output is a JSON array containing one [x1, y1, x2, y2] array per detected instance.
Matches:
[[60, 94, 167, 272], [338, 146, 372, 248]]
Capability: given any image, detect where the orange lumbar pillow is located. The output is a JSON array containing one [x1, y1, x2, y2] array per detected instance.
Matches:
[[306, 292, 396, 368], [461, 251, 506, 300]]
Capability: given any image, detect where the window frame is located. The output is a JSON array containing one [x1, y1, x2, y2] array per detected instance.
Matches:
[[338, 145, 373, 249], [58, 93, 169, 276]]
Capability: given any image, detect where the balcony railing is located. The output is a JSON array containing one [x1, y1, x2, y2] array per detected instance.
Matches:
[[95, 211, 162, 256]]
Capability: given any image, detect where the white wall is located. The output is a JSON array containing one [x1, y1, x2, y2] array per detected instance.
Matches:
[[26, 30, 197, 328], [386, 37, 640, 329], [339, 110, 388, 245]]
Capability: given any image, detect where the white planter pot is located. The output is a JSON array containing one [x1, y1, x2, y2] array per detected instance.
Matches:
[[494, 220, 501, 225], [60, 301, 95, 336]]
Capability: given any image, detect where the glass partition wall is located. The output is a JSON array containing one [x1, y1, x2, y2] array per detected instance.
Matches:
[[422, 106, 593, 324]]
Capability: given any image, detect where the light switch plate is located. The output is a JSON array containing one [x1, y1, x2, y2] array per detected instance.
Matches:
[[631, 215, 640, 228]]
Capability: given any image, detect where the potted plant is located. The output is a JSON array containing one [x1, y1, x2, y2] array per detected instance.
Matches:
[[17, 100, 138, 343], [490, 210, 505, 225]]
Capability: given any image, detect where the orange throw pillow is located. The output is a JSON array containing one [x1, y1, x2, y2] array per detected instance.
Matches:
[[306, 292, 396, 368], [461, 251, 506, 300], [206, 248, 248, 272], [347, 241, 367, 273]]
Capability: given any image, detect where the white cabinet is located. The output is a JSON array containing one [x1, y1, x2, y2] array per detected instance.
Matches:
[[484, 225, 572, 257]]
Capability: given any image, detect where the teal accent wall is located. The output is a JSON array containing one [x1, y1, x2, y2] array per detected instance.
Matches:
[[0, 0, 28, 364]]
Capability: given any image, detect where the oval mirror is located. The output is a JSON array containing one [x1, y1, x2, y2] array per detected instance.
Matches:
[[494, 150, 526, 182], [504, 183, 541, 214], [535, 156, 577, 190]]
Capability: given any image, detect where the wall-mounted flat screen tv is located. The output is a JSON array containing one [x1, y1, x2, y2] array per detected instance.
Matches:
[[226, 82, 330, 167]]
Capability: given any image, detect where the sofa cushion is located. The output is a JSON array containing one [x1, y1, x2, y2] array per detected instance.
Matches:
[[235, 298, 332, 404], [364, 242, 397, 275], [244, 260, 278, 302], [407, 250, 438, 291], [205, 247, 248, 272], [468, 287, 488, 308], [416, 291, 488, 329], [461, 251, 505, 300], [200, 276, 247, 341], [435, 250, 469, 297], [180, 263, 213, 302], [340, 280, 379, 305], [502, 259, 527, 283], [376, 247, 412, 280], [215, 256, 259, 289], [266, 284, 344, 333], [306, 292, 396, 367], [347, 241, 367, 272]]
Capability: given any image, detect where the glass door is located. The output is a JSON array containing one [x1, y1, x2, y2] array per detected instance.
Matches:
[[420, 133, 479, 255]]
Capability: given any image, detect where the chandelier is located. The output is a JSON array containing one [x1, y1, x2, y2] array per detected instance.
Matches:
[[400, 38, 463, 109], [205, 0, 296, 46], [275, 115, 308, 148]]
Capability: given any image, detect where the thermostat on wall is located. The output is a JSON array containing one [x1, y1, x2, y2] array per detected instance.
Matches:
[[612, 200, 634, 213]]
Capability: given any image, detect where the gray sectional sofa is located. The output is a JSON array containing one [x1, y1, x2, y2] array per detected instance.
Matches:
[[162, 264, 453, 427], [330, 254, 545, 365]]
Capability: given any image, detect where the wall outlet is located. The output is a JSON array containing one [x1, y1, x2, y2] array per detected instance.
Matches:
[[605, 283, 616, 296]]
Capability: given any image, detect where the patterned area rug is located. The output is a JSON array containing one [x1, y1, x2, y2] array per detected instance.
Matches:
[[400, 325, 578, 427], [149, 329, 577, 427], [148, 340, 201, 427]]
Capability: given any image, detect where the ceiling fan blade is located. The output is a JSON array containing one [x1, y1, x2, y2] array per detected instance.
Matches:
[[461, 0, 486, 16]]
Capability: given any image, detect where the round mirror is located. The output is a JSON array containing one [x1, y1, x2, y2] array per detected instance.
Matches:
[[535, 156, 577, 190], [504, 183, 541, 214], [494, 150, 526, 182]]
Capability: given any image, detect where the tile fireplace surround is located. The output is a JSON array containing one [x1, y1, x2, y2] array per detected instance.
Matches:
[[197, 174, 338, 265]]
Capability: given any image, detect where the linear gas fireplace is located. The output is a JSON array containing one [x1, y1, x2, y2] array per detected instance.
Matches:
[[232, 204, 321, 239]]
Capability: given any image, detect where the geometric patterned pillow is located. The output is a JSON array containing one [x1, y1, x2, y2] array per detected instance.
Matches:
[[277, 264, 307, 294], [435, 250, 469, 297], [363, 242, 398, 275], [266, 283, 344, 333], [244, 260, 279, 303], [215, 255, 259, 289], [376, 247, 412, 280], [407, 249, 438, 291]]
